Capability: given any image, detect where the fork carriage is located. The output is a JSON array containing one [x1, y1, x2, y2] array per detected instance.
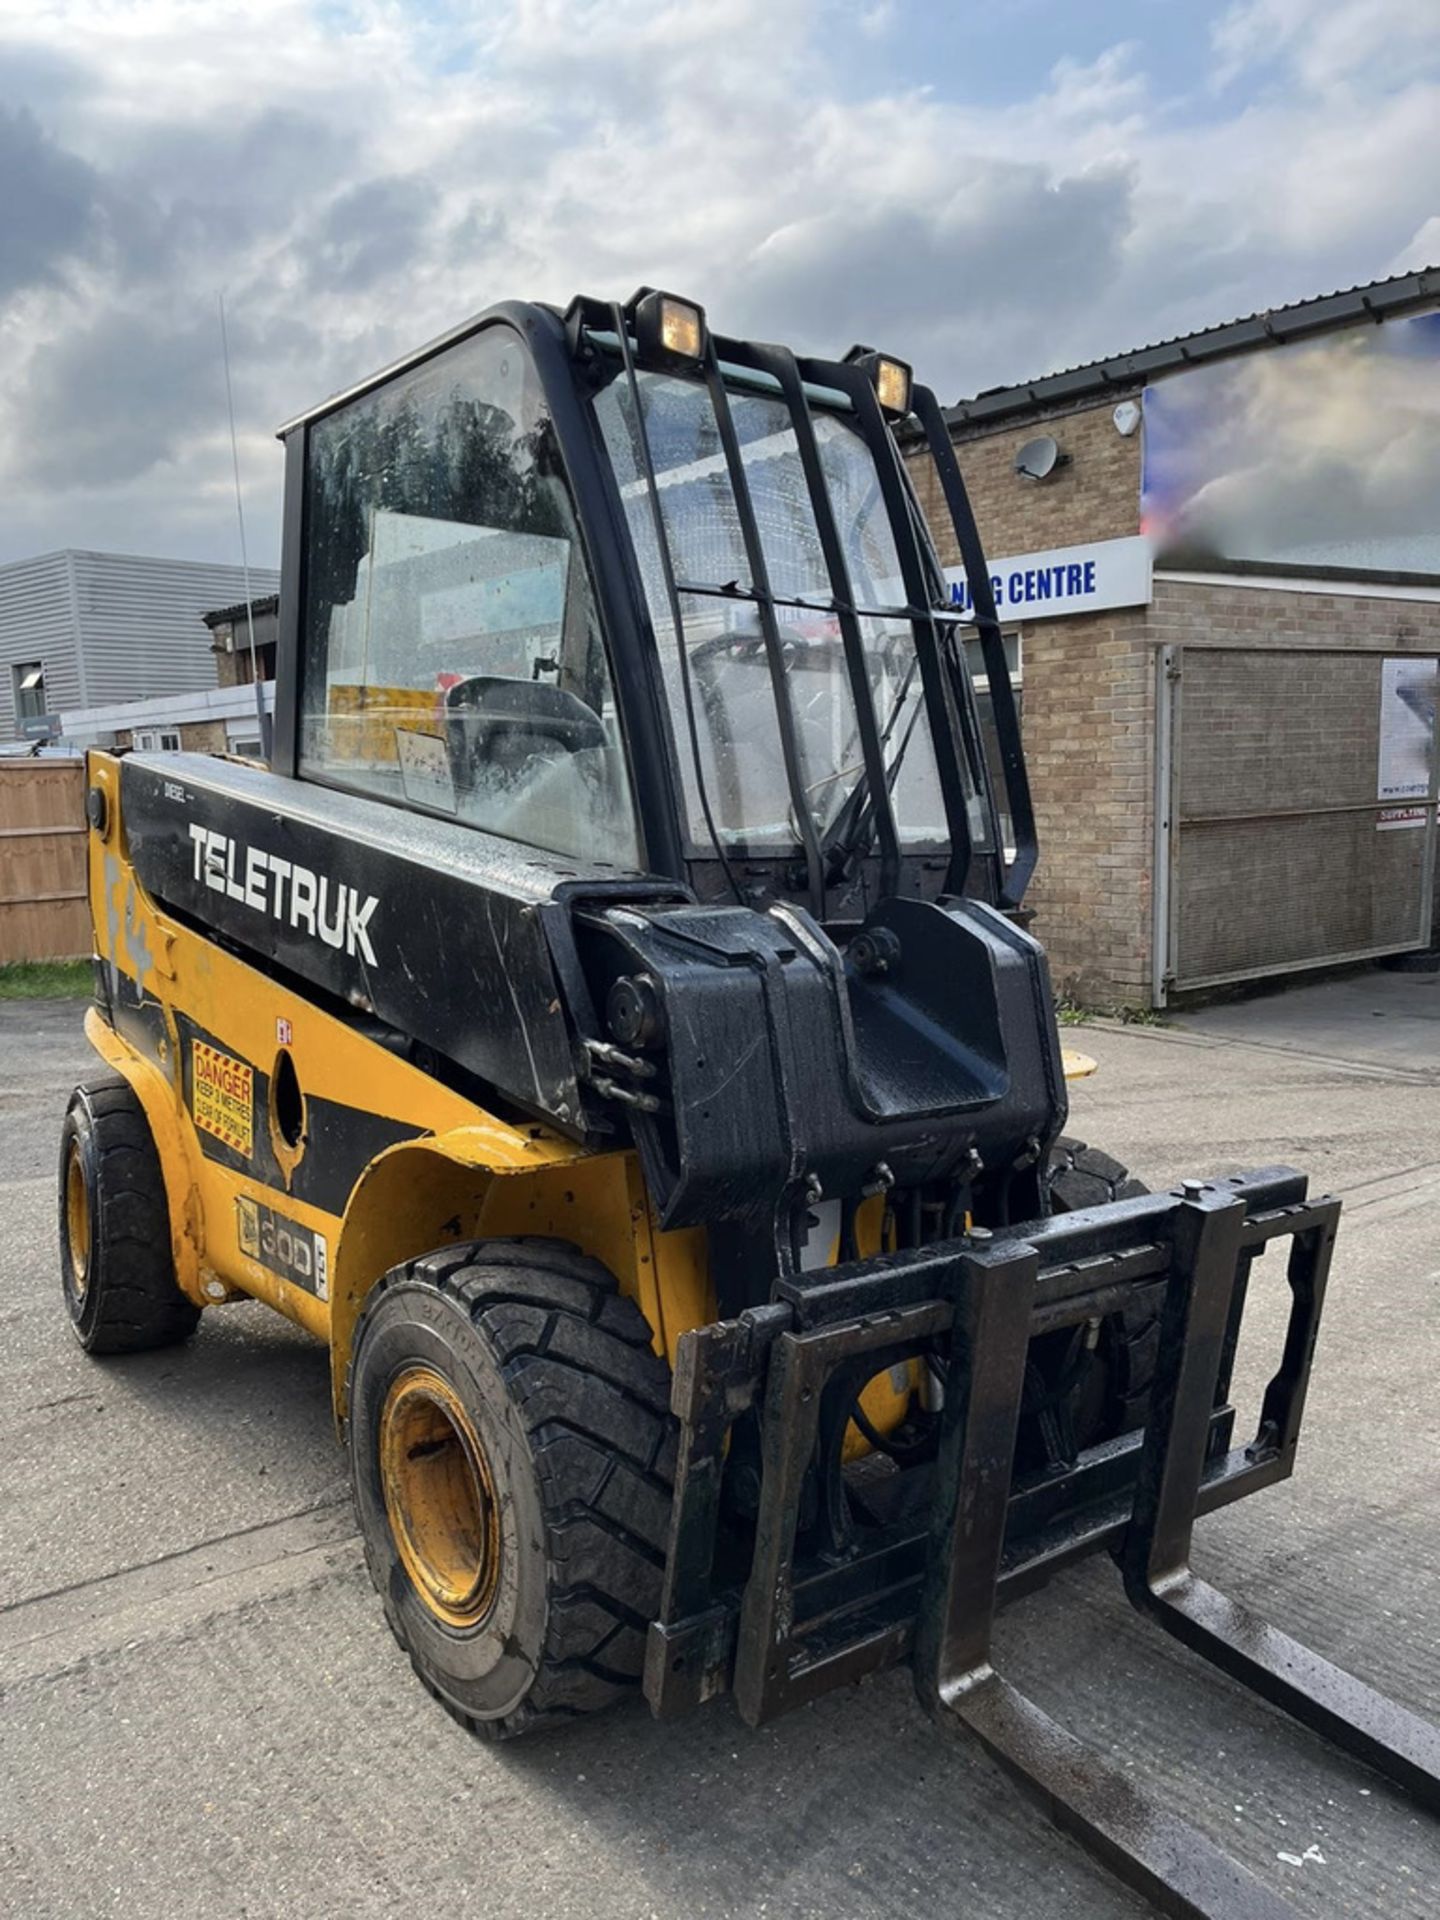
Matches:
[[650, 1170, 1438, 1919]]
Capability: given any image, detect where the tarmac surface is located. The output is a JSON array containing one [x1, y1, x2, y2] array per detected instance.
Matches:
[[2, 974, 1438, 1918]]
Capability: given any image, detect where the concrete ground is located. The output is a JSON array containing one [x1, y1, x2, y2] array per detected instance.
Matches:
[[2, 976, 1437, 1919]]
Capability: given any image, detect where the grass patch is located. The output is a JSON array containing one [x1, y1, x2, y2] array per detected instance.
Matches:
[[1056, 996, 1168, 1028], [0, 958, 92, 1000]]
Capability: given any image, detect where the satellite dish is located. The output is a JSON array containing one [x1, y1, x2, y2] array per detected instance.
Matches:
[[1014, 435, 1068, 480]]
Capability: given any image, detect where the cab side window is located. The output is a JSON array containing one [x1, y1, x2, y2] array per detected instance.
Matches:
[[300, 326, 642, 871]]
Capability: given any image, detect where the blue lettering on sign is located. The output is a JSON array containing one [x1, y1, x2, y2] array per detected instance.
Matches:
[[949, 554, 1106, 612], [950, 574, 1008, 610]]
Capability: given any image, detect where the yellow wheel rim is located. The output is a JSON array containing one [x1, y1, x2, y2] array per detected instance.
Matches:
[[65, 1141, 91, 1297], [379, 1366, 500, 1629]]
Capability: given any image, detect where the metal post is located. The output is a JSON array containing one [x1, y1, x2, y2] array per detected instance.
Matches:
[[1152, 643, 1178, 1008]]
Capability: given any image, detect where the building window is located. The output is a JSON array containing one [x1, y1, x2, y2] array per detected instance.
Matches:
[[13, 662, 46, 723], [235, 643, 276, 686], [133, 728, 182, 752]]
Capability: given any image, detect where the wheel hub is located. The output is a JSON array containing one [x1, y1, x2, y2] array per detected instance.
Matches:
[[379, 1366, 500, 1629], [65, 1141, 91, 1296]]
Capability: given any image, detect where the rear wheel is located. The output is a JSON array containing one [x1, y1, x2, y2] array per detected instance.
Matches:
[[1050, 1137, 1159, 1436], [58, 1078, 201, 1354], [347, 1238, 675, 1739], [1046, 1137, 1148, 1217], [1015, 1137, 1158, 1469]]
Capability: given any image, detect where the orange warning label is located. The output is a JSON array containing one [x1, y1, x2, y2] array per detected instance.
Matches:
[[192, 1041, 253, 1158]]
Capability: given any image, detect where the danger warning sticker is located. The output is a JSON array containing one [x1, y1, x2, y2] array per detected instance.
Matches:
[[192, 1041, 254, 1158]]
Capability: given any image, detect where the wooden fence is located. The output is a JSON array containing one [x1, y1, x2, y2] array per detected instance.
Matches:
[[0, 760, 89, 963]]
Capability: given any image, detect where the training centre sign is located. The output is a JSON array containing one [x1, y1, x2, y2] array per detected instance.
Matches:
[[945, 534, 1152, 622]]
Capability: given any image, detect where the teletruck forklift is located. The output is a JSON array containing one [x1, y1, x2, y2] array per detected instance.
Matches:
[[61, 290, 1437, 1917]]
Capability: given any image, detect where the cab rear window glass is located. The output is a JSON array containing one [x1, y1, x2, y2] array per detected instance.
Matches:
[[300, 326, 641, 872]]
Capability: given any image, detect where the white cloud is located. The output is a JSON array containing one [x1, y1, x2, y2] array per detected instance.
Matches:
[[856, 0, 897, 37], [1212, 0, 1440, 92], [0, 0, 1436, 564], [1391, 215, 1440, 276]]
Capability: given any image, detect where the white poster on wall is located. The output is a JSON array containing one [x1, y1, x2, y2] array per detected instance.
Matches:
[[1377, 656, 1438, 808]]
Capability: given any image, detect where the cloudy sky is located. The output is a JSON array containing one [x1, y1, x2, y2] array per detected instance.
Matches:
[[2, 0, 1438, 567]]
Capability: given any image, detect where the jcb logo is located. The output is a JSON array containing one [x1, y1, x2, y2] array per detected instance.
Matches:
[[236, 1195, 329, 1302]]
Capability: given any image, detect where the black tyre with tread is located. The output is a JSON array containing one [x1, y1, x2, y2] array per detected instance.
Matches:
[[347, 1238, 675, 1740], [59, 1076, 201, 1354], [1045, 1135, 1159, 1441]]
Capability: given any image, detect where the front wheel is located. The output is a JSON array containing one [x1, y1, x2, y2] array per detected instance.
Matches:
[[347, 1238, 676, 1739]]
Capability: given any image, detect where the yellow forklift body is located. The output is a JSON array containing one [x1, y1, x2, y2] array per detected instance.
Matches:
[[85, 749, 918, 1436], [55, 294, 1440, 1914], [83, 752, 711, 1409]]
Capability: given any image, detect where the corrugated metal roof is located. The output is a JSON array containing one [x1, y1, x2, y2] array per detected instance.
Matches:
[[70, 552, 280, 711], [202, 594, 279, 626], [943, 266, 1440, 428]]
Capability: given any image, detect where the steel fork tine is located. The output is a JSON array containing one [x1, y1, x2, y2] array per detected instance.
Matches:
[[1122, 1191, 1440, 1811], [915, 1239, 1302, 1920]]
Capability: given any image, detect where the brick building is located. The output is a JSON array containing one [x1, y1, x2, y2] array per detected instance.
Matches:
[[910, 268, 1440, 1007], [204, 594, 279, 688]]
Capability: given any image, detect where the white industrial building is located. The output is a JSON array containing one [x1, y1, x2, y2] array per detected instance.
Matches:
[[0, 550, 280, 743]]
